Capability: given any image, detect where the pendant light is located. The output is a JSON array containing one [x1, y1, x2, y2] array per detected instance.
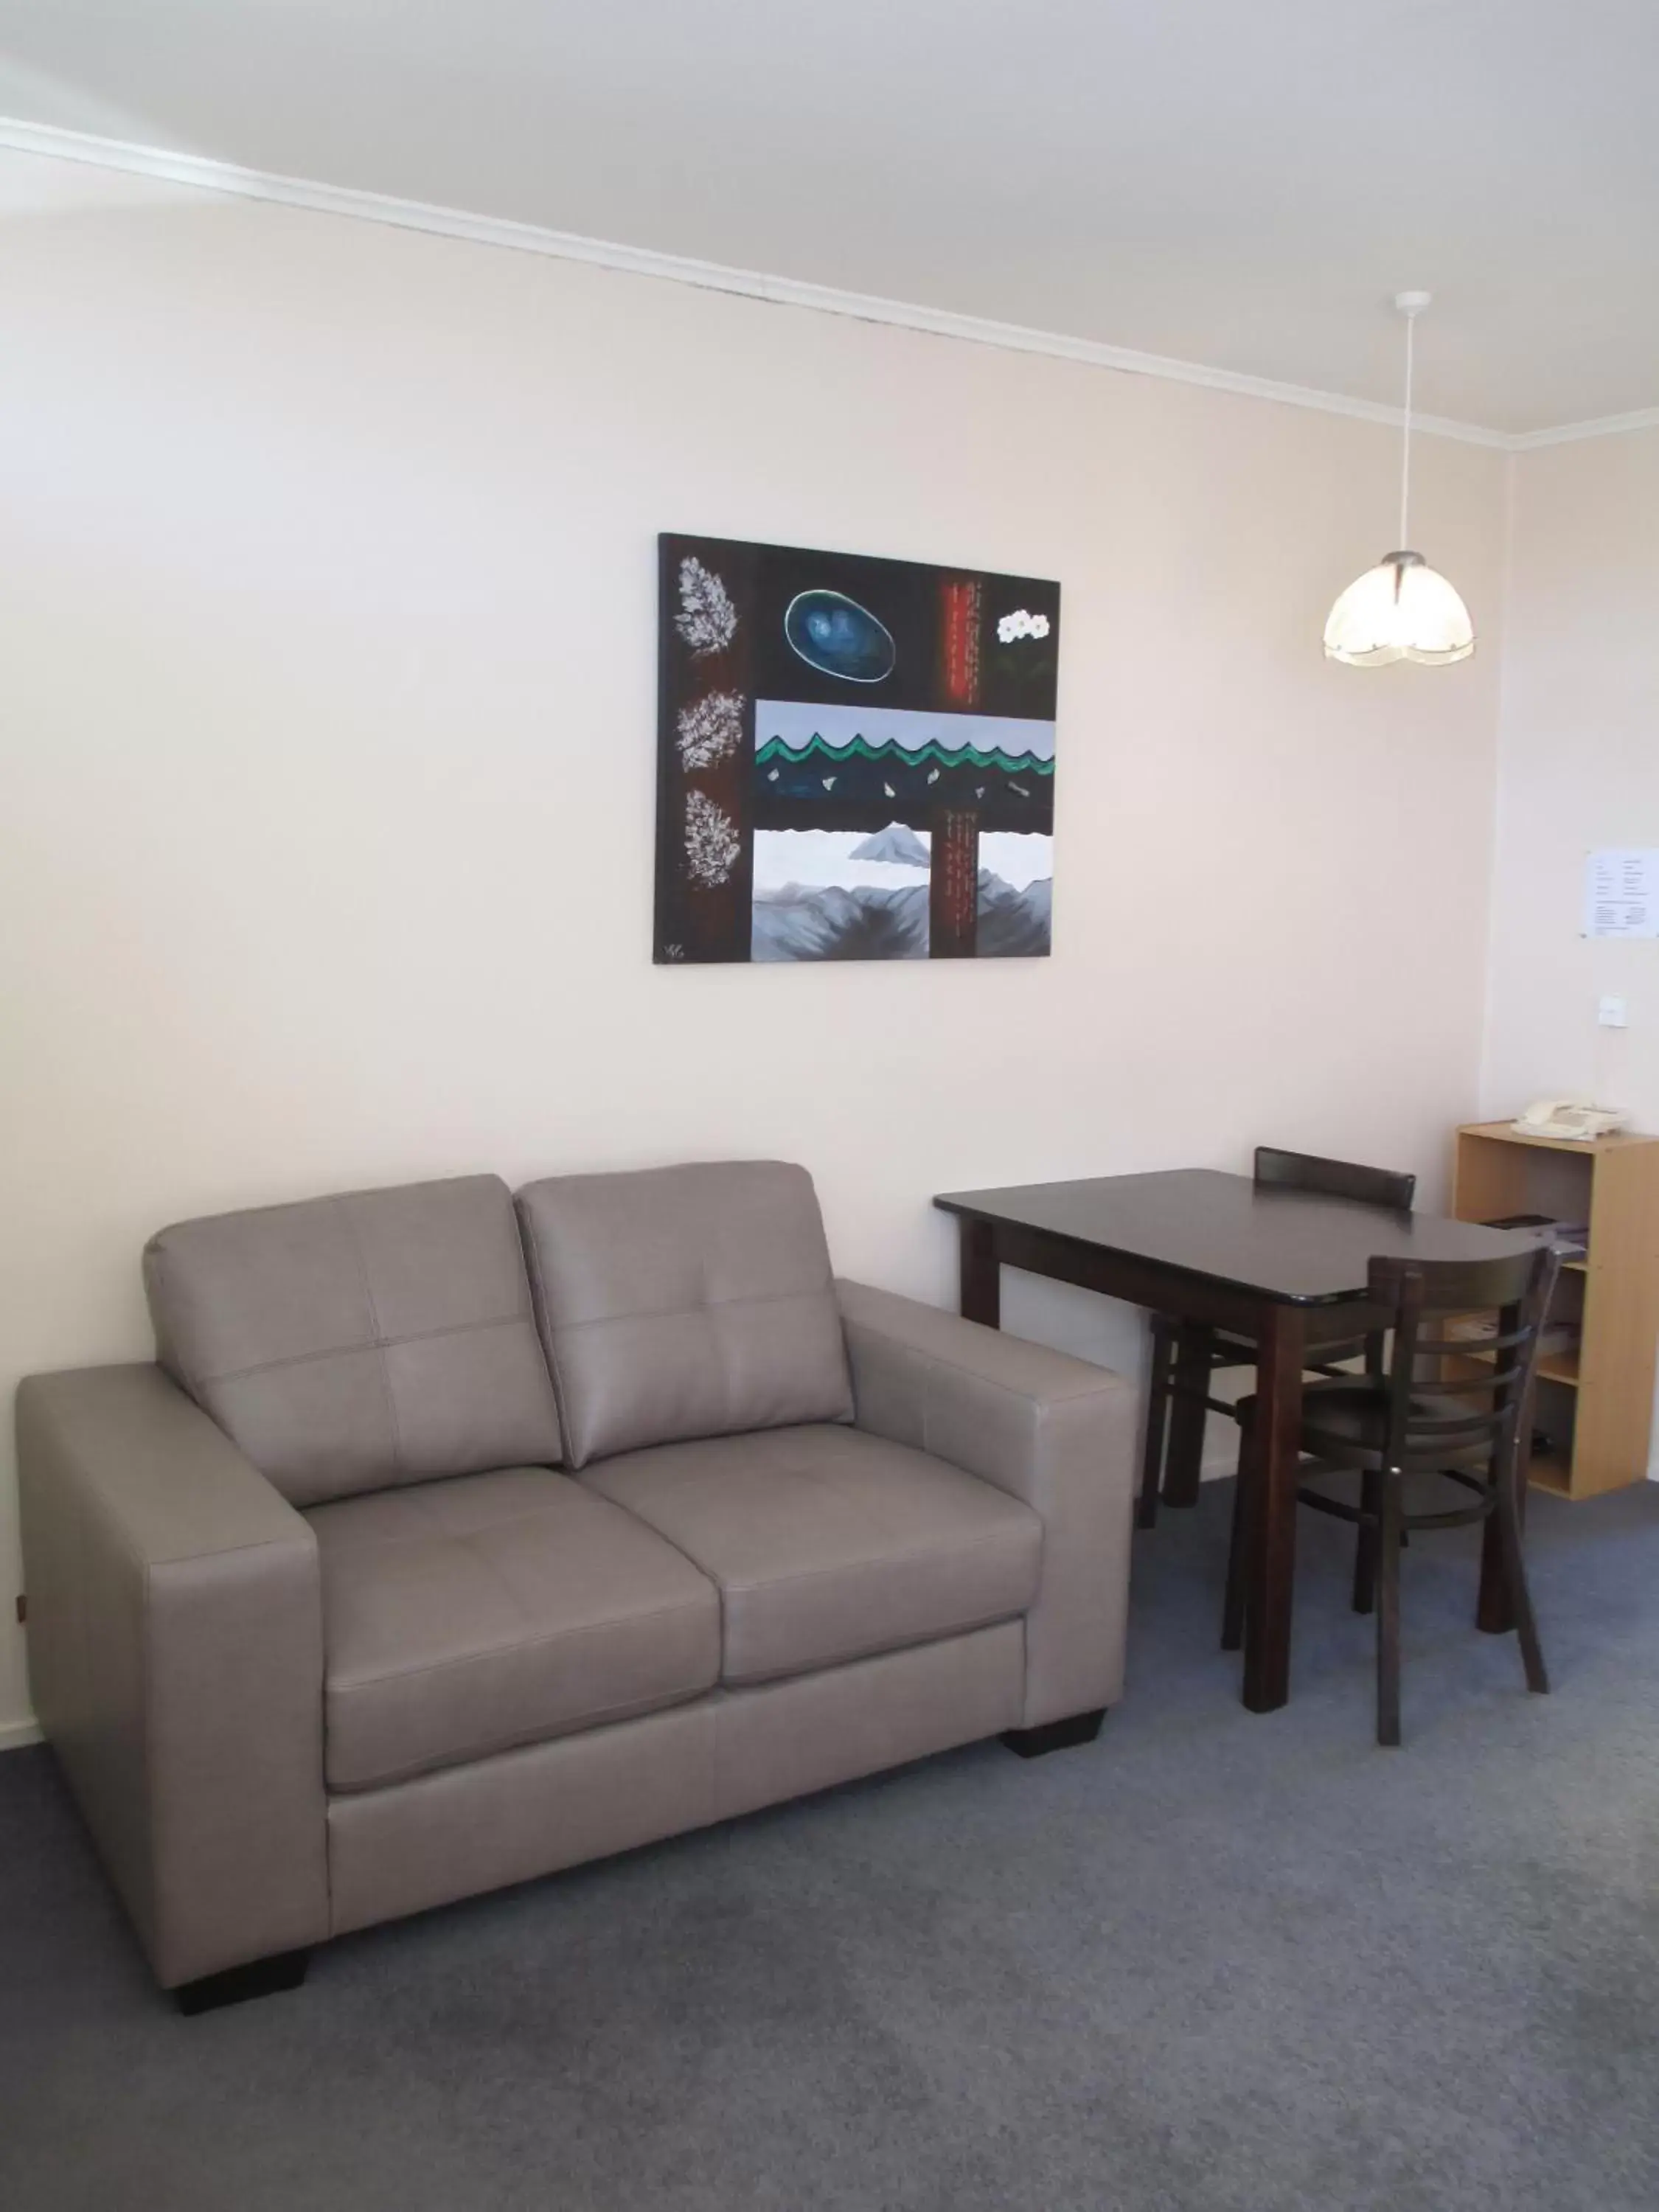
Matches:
[[1324, 292, 1475, 667]]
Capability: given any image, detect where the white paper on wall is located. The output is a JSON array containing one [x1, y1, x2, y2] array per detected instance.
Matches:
[[1583, 848, 1659, 939]]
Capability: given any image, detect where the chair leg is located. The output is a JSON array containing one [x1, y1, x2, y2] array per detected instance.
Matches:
[[1363, 1329, 1405, 1549], [1493, 1457, 1550, 1695], [1376, 1469, 1404, 1747], [1137, 1318, 1175, 1531], [1161, 1324, 1216, 1509], [1221, 1425, 1251, 1652], [1352, 1470, 1381, 1615]]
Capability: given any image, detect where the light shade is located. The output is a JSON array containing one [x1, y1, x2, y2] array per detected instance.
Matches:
[[1324, 550, 1475, 667]]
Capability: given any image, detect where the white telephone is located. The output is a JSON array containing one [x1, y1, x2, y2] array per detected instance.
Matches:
[[1513, 1099, 1630, 1141]]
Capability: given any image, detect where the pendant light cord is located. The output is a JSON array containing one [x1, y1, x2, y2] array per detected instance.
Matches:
[[1399, 307, 1415, 550]]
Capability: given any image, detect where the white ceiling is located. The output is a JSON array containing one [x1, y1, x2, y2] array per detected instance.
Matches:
[[3, 0, 1655, 434]]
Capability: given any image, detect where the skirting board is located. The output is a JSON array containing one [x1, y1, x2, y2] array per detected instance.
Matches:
[[0, 1717, 44, 1753]]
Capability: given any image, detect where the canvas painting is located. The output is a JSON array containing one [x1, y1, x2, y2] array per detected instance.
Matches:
[[655, 534, 1059, 963]]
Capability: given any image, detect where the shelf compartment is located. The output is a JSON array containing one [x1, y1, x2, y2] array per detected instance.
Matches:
[[1527, 1450, 1574, 1498], [1537, 1350, 1582, 1389]]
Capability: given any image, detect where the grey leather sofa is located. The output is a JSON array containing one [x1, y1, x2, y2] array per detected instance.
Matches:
[[16, 1161, 1138, 2010]]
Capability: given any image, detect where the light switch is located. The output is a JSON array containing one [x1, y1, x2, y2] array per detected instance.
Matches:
[[1598, 994, 1628, 1029]]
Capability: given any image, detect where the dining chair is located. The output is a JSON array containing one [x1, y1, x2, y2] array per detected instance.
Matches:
[[1136, 1147, 1416, 1530], [1222, 1242, 1560, 1745]]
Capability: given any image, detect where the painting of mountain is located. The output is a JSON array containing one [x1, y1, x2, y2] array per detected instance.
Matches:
[[754, 883, 933, 962], [979, 873, 1053, 957], [852, 824, 930, 866], [655, 535, 1060, 964], [975, 834, 1054, 957], [751, 825, 933, 961]]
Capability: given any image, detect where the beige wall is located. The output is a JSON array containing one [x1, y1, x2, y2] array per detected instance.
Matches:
[[1481, 428, 1659, 1478], [1482, 429, 1659, 1126], [0, 150, 1511, 1739]]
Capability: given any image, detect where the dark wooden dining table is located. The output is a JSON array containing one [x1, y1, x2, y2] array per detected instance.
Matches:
[[933, 1169, 1539, 1713]]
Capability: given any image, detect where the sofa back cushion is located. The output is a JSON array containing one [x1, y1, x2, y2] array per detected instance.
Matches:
[[515, 1161, 853, 1470], [145, 1175, 563, 1506]]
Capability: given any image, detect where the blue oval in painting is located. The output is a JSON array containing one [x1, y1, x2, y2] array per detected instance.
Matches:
[[783, 590, 896, 684]]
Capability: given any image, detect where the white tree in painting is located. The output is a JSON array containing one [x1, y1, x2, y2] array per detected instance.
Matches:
[[676, 690, 745, 770], [675, 556, 738, 655], [684, 790, 741, 887]]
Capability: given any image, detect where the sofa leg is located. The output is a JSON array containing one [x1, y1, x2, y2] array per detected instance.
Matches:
[[1001, 1708, 1107, 1759], [175, 1948, 311, 2016]]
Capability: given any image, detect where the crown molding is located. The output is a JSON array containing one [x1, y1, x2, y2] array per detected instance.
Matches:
[[1507, 407, 1659, 452], [1, 116, 1649, 453]]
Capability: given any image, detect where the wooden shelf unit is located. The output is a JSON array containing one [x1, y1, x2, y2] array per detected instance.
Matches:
[[1453, 1121, 1659, 1500]]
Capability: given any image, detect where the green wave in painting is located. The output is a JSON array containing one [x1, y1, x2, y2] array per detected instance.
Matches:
[[754, 734, 1054, 776]]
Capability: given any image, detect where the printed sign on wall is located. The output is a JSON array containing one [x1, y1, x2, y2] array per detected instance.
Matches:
[[1583, 849, 1659, 939]]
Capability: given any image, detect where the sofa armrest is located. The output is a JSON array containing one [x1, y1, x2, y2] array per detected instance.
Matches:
[[16, 1364, 328, 1988], [836, 1281, 1138, 1728]]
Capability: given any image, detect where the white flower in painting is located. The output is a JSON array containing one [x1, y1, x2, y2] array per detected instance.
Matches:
[[676, 689, 745, 770], [675, 557, 738, 655], [684, 790, 741, 888], [996, 608, 1051, 644]]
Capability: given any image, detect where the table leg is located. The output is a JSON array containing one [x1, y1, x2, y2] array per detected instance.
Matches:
[[1242, 1304, 1304, 1714], [959, 1217, 1000, 1329]]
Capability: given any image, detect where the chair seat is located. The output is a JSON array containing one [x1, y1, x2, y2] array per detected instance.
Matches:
[[1211, 1328, 1368, 1367], [1237, 1378, 1489, 1470], [582, 1424, 1043, 1687], [307, 1467, 721, 1791]]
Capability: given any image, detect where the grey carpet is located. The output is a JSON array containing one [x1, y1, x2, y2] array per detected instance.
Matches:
[[4, 1476, 1659, 2212]]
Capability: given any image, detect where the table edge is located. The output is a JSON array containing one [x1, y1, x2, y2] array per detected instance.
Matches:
[[931, 1188, 1534, 1310]]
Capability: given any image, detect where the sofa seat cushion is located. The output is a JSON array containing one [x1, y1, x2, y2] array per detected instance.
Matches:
[[307, 1467, 721, 1791], [582, 1425, 1042, 1687]]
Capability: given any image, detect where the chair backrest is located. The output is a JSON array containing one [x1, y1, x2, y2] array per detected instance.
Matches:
[[1253, 1145, 1416, 1212], [1366, 1245, 1562, 1475]]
